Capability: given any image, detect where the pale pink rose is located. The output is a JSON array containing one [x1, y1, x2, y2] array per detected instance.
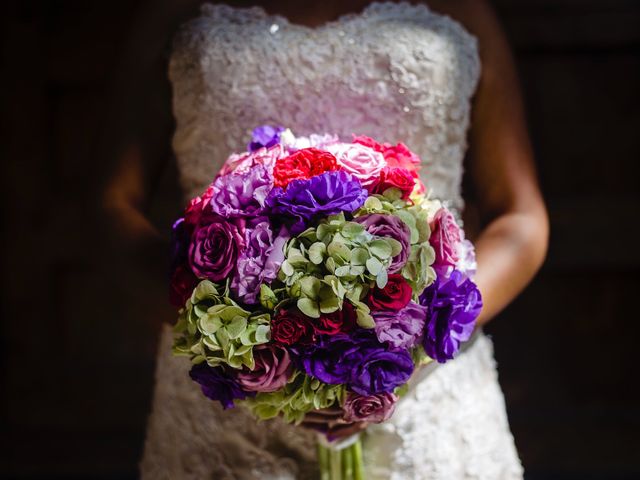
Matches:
[[218, 144, 287, 177], [343, 392, 398, 423], [325, 143, 387, 186], [235, 344, 293, 393], [429, 207, 463, 270]]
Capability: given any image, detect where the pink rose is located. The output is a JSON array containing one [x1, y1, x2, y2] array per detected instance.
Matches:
[[353, 135, 421, 172], [343, 392, 398, 423], [430, 208, 463, 269], [235, 344, 294, 392], [325, 143, 386, 186], [218, 144, 287, 177]]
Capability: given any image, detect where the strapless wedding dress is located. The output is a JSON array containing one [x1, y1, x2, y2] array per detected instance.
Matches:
[[140, 3, 524, 479]]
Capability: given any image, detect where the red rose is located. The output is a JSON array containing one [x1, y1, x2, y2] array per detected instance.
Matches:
[[368, 274, 413, 311], [169, 265, 198, 307], [314, 302, 357, 335], [271, 309, 316, 345], [273, 148, 339, 188], [370, 167, 416, 199]]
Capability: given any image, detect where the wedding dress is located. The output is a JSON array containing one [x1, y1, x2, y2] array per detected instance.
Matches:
[[140, 3, 524, 479]]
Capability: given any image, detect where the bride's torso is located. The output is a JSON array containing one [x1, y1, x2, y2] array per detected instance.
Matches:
[[169, 1, 480, 210]]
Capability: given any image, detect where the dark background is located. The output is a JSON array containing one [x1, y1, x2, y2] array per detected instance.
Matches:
[[1, 0, 639, 478]]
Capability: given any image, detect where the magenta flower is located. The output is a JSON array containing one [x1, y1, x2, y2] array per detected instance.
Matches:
[[188, 214, 244, 281], [235, 344, 294, 393], [373, 301, 427, 350]]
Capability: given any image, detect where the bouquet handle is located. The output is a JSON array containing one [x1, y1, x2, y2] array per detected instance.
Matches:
[[317, 434, 364, 480]]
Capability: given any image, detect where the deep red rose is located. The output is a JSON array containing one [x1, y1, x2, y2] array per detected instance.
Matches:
[[272, 148, 339, 188], [314, 302, 357, 335], [169, 265, 198, 307], [271, 309, 316, 345], [368, 274, 413, 311], [370, 167, 416, 199]]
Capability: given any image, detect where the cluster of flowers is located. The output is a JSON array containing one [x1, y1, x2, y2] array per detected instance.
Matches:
[[170, 125, 482, 425]]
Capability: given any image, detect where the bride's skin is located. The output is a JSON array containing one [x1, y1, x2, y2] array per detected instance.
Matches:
[[102, 0, 548, 440]]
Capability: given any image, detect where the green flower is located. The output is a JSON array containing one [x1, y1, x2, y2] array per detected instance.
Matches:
[[278, 213, 400, 327], [172, 280, 270, 369], [245, 371, 346, 424]]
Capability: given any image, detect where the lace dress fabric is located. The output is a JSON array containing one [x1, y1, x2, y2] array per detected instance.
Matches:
[[141, 2, 524, 478]]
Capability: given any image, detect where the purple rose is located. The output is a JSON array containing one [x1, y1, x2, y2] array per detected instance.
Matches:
[[210, 165, 272, 218], [299, 330, 414, 395], [266, 171, 368, 234], [235, 344, 294, 393], [419, 270, 482, 363], [231, 220, 288, 304], [188, 214, 244, 281], [373, 301, 427, 349], [343, 392, 398, 423], [189, 363, 253, 409], [248, 125, 285, 152], [355, 213, 411, 272]]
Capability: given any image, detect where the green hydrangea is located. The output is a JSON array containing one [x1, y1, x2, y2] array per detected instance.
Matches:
[[278, 213, 402, 327], [172, 280, 270, 369], [245, 371, 346, 424]]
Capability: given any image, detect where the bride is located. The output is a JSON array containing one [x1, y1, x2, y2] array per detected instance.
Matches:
[[103, 1, 548, 478]]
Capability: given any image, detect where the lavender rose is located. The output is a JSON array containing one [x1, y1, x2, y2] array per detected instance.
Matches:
[[299, 331, 414, 395], [373, 301, 427, 349], [231, 220, 288, 304], [235, 344, 294, 393], [266, 171, 368, 234], [419, 270, 482, 363], [248, 125, 285, 152], [210, 165, 272, 218], [343, 392, 398, 423], [188, 214, 244, 281], [189, 363, 253, 409], [355, 213, 411, 272]]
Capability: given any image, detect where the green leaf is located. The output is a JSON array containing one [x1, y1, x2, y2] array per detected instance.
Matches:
[[198, 315, 222, 335], [387, 238, 403, 257], [342, 222, 365, 237], [363, 196, 383, 211], [376, 268, 389, 289], [319, 296, 340, 313], [225, 316, 247, 339], [365, 257, 383, 275], [356, 309, 375, 328], [327, 241, 352, 262], [280, 260, 294, 276], [299, 275, 321, 299], [308, 242, 326, 265], [254, 325, 271, 344], [297, 298, 320, 318], [350, 247, 369, 266], [334, 265, 351, 277], [369, 240, 392, 259]]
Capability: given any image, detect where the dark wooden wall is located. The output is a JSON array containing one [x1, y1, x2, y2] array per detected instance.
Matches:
[[1, 1, 639, 478]]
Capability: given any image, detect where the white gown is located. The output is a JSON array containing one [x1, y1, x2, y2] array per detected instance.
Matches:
[[140, 3, 525, 479]]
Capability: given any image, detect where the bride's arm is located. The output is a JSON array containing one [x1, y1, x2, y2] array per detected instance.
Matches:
[[455, 0, 549, 325]]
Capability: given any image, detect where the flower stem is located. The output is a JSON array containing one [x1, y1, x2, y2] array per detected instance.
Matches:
[[353, 439, 364, 480]]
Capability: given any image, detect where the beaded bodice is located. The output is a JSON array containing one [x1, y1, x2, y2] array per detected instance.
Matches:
[[169, 1, 481, 210]]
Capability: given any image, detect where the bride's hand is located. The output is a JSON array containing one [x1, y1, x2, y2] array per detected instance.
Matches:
[[300, 407, 369, 440]]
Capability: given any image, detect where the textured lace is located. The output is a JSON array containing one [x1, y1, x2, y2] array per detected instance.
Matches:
[[141, 2, 523, 479]]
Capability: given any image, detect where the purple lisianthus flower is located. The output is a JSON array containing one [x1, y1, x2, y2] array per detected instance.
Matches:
[[419, 269, 482, 363], [210, 165, 272, 218], [189, 363, 253, 409], [266, 171, 368, 234], [248, 125, 285, 152], [355, 213, 411, 272], [373, 301, 427, 349], [299, 330, 414, 395], [231, 219, 289, 304]]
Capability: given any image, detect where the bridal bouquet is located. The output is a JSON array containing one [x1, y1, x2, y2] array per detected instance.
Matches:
[[169, 126, 482, 479]]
